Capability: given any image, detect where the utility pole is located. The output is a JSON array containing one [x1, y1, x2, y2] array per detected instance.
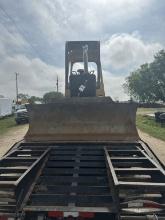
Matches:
[[15, 72, 19, 103], [56, 75, 59, 92]]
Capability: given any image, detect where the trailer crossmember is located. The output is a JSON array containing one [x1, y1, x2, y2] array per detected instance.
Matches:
[[0, 142, 164, 219], [104, 144, 165, 215], [0, 145, 50, 217]]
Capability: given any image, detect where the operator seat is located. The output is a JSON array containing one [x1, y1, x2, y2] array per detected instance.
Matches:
[[69, 69, 96, 97]]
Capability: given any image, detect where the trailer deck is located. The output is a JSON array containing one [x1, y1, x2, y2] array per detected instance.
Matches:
[[0, 142, 165, 219], [0, 145, 49, 217], [25, 145, 116, 213]]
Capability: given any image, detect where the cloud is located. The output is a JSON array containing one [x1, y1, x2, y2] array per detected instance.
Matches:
[[0, 54, 64, 98], [0, 23, 29, 57], [1, 0, 152, 48], [0, 0, 164, 101], [102, 33, 162, 70], [0, 33, 163, 101], [28, 0, 152, 38], [103, 70, 128, 101], [0, 52, 128, 101]]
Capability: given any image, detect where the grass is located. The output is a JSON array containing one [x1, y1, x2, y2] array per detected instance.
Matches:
[[0, 116, 16, 135], [136, 114, 165, 141]]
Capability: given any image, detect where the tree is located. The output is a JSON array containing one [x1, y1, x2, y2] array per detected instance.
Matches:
[[28, 96, 43, 104], [43, 91, 64, 103], [17, 93, 30, 103], [18, 93, 30, 100], [123, 50, 165, 102], [150, 50, 165, 102], [17, 94, 43, 104]]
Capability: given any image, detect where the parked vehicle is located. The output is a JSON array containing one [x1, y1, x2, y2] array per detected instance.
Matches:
[[159, 112, 165, 125], [155, 111, 165, 125], [15, 104, 29, 124], [0, 97, 13, 117]]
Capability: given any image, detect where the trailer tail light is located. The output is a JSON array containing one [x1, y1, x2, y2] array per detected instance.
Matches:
[[143, 201, 164, 209], [0, 217, 7, 220], [48, 211, 95, 219], [79, 212, 95, 218], [0, 217, 14, 220], [48, 211, 63, 218]]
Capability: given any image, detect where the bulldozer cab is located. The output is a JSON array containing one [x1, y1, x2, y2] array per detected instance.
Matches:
[[65, 41, 105, 97]]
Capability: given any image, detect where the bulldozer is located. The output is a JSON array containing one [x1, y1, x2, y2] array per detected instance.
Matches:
[[0, 41, 164, 220], [25, 41, 138, 143]]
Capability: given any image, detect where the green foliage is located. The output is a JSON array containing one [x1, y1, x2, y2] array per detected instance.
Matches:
[[0, 116, 15, 135], [136, 115, 165, 141], [18, 93, 30, 100], [124, 50, 165, 102], [43, 91, 64, 103], [150, 50, 165, 102], [18, 93, 43, 104], [28, 96, 43, 104]]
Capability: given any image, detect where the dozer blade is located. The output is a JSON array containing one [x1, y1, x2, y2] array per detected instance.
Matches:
[[25, 97, 139, 142]]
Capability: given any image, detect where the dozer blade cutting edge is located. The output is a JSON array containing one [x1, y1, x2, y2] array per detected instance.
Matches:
[[25, 97, 139, 142]]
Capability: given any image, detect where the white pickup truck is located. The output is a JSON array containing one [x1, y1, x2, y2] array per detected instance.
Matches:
[[15, 104, 29, 124]]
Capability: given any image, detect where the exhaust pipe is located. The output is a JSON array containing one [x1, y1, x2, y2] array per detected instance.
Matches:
[[83, 45, 88, 74]]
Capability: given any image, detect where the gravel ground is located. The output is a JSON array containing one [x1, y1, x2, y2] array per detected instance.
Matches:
[[138, 129, 165, 166], [0, 125, 164, 166], [0, 124, 28, 157]]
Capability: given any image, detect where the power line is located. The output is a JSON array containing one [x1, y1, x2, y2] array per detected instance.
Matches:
[[0, 4, 40, 58]]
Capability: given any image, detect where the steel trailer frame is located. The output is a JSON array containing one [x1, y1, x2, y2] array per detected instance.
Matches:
[[0, 141, 164, 220]]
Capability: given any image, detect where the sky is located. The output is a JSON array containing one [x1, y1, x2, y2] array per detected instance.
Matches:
[[0, 0, 164, 101]]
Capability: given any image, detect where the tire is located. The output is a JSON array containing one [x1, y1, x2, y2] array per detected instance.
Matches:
[[16, 119, 21, 125]]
